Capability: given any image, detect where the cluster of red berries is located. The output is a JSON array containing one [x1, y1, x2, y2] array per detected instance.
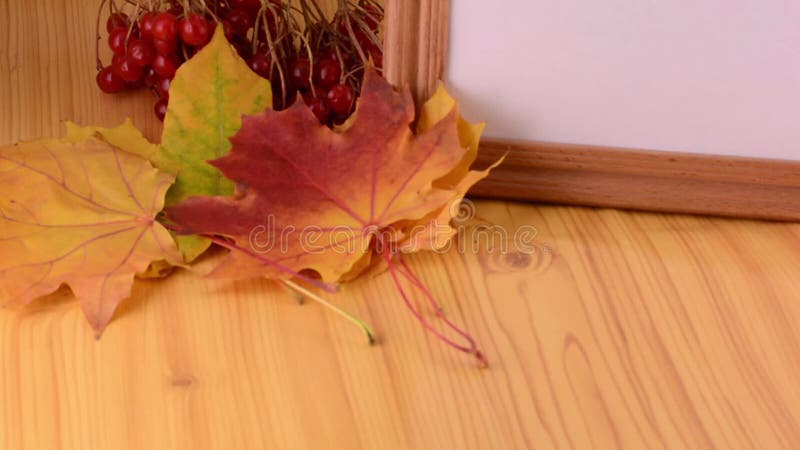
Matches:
[[265, 0, 384, 124], [95, 0, 383, 125]]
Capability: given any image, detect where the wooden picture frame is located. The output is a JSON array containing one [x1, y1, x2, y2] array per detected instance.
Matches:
[[383, 1, 800, 222]]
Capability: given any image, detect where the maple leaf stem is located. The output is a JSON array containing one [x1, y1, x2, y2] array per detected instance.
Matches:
[[282, 280, 376, 345], [384, 250, 488, 368], [193, 234, 338, 293], [395, 257, 475, 341]]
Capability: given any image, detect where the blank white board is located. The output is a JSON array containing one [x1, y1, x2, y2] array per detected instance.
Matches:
[[447, 0, 800, 160]]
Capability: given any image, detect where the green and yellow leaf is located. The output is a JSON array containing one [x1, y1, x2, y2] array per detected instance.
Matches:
[[153, 26, 272, 262]]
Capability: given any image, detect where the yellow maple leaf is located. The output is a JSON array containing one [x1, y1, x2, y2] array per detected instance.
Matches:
[[0, 137, 182, 332], [395, 84, 503, 252], [64, 118, 158, 160], [64, 120, 175, 279]]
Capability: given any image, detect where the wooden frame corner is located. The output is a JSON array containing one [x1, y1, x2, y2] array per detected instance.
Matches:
[[384, 0, 450, 105], [383, 1, 800, 221]]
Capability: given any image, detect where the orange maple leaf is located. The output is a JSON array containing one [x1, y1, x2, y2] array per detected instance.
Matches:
[[167, 70, 497, 365], [167, 69, 470, 284]]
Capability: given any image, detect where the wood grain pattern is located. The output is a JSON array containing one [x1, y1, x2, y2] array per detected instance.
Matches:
[[383, 0, 450, 105], [2, 204, 800, 450], [4, 1, 800, 449], [474, 139, 800, 222]]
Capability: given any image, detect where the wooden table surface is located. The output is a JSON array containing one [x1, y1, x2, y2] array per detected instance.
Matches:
[[3, 1, 800, 449]]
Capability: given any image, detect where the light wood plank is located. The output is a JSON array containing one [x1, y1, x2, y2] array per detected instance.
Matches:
[[3, 1, 800, 449], [384, 0, 449, 105]]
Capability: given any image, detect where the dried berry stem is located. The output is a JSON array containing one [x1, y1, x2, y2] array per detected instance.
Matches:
[[95, 0, 109, 70]]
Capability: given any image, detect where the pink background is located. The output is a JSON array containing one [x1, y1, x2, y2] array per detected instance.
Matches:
[[447, 0, 800, 160]]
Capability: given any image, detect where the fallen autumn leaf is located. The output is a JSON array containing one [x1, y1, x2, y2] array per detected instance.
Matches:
[[0, 136, 182, 332]]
